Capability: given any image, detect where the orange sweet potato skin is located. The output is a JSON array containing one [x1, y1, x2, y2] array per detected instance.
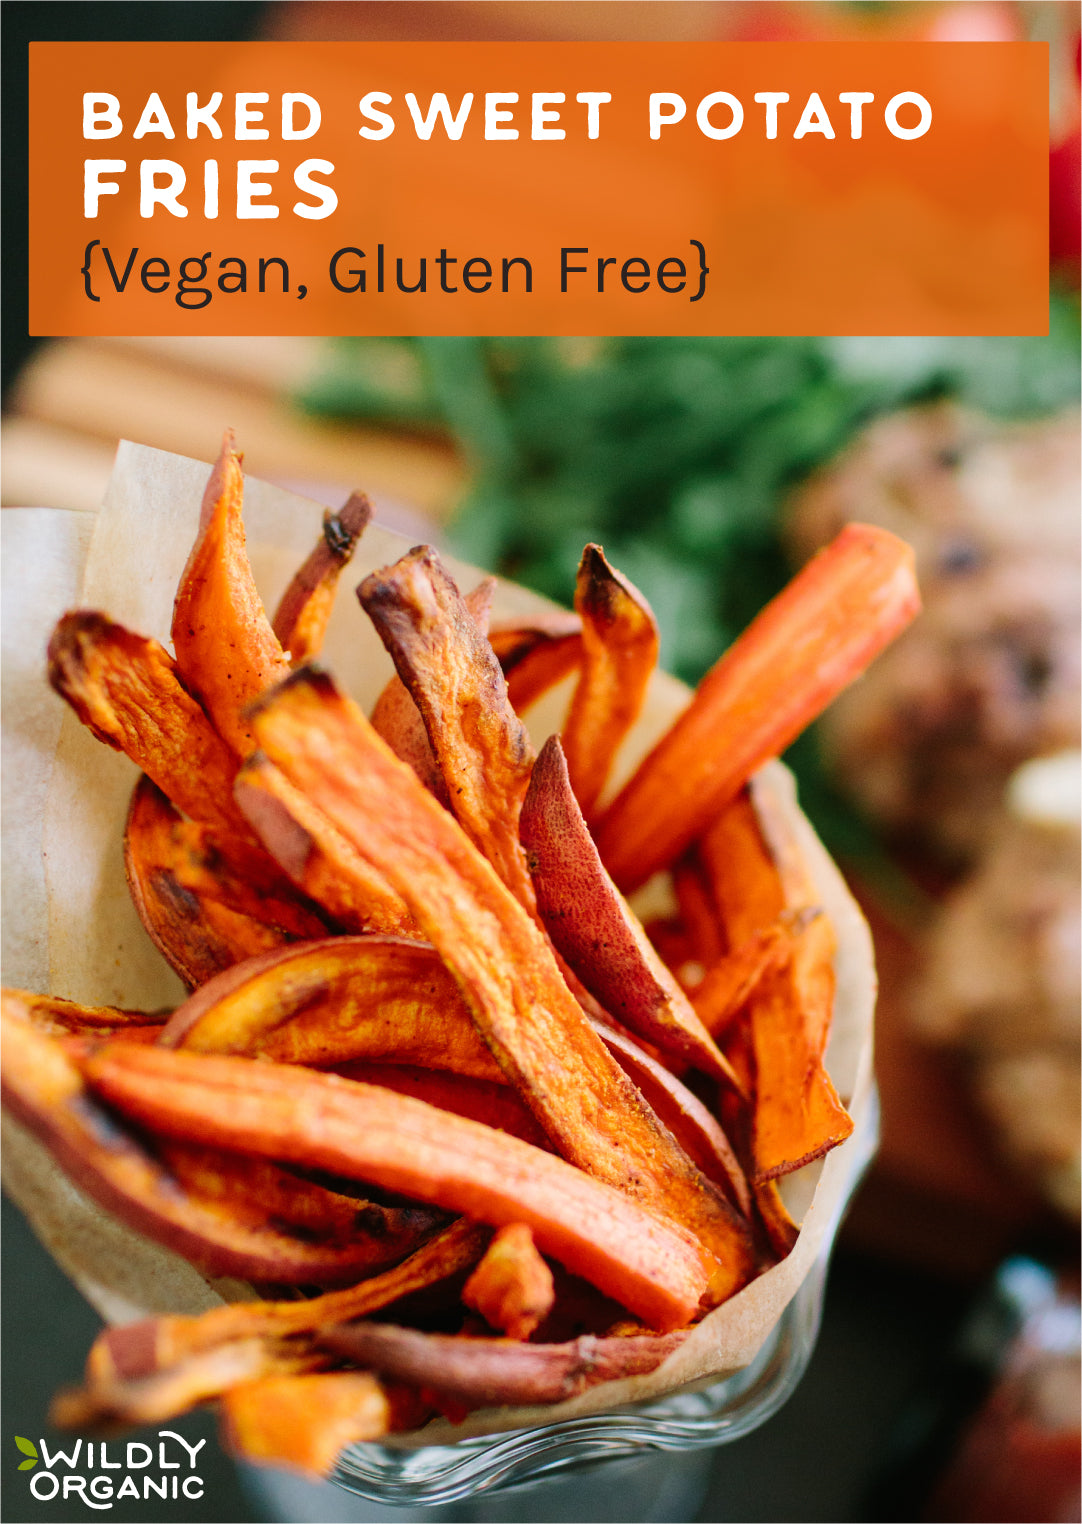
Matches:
[[79, 1041, 713, 1333]]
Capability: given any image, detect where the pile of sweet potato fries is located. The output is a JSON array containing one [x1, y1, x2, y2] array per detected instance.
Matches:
[[1, 435, 919, 1476]]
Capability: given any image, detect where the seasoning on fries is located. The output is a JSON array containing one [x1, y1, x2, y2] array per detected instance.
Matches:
[[3, 432, 919, 1475]]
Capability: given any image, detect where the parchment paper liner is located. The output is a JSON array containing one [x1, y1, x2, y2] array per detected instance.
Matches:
[[1, 443, 875, 1444]]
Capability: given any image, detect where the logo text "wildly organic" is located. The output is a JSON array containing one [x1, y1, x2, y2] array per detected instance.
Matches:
[[16, 1431, 206, 1509]]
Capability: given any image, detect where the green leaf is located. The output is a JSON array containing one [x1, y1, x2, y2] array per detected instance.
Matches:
[[19, 1458, 37, 1470], [15, 1437, 37, 1458]]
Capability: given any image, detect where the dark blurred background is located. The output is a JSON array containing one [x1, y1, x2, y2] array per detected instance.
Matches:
[[3, 4, 1079, 1522]]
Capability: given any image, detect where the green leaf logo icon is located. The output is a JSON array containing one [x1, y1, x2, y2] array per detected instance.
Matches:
[[15, 1436, 38, 1470]]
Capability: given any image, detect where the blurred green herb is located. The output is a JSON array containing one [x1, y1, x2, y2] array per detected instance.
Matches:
[[300, 302, 1079, 866]]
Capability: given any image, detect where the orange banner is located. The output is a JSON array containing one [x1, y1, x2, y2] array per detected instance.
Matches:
[[29, 40, 1047, 336]]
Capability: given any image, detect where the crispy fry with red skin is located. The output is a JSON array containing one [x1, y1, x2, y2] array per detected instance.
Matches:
[[124, 778, 295, 988], [692, 915, 812, 1037], [522, 736, 744, 1094], [369, 577, 496, 804], [221, 1371, 394, 1477], [1, 986, 165, 1040], [234, 756, 415, 936], [172, 432, 291, 755], [248, 670, 754, 1307], [272, 492, 372, 665], [562, 545, 659, 819], [463, 1224, 555, 1340], [1, 1005, 419, 1287], [594, 524, 920, 892], [595, 1022, 751, 1219], [80, 1042, 713, 1332], [358, 548, 538, 911], [319, 1323, 689, 1410], [52, 1340, 330, 1430], [160, 936, 501, 1080], [84, 1220, 488, 1387], [47, 610, 256, 844]]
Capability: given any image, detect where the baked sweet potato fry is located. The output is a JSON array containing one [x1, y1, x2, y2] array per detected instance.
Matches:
[[79, 1042, 714, 1332], [562, 545, 659, 818], [247, 669, 755, 1306], [160, 936, 500, 1080], [1, 1004, 424, 1287], [692, 914, 812, 1037], [369, 577, 496, 805], [234, 755, 415, 936], [488, 614, 583, 714], [52, 1339, 329, 1431], [331, 1063, 551, 1149], [698, 788, 852, 1182], [463, 1224, 555, 1340], [220, 1372, 394, 1478], [172, 432, 291, 755], [697, 788, 788, 945], [753, 1177, 801, 1260], [522, 736, 745, 1092], [272, 491, 372, 666], [126, 774, 329, 942], [124, 777, 295, 988], [319, 1323, 689, 1410], [47, 611, 255, 845], [594, 524, 920, 891], [671, 856, 727, 971], [154, 1140, 445, 1249], [595, 1022, 751, 1218], [748, 919, 852, 1181], [0, 986, 165, 1040], [358, 548, 538, 910]]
